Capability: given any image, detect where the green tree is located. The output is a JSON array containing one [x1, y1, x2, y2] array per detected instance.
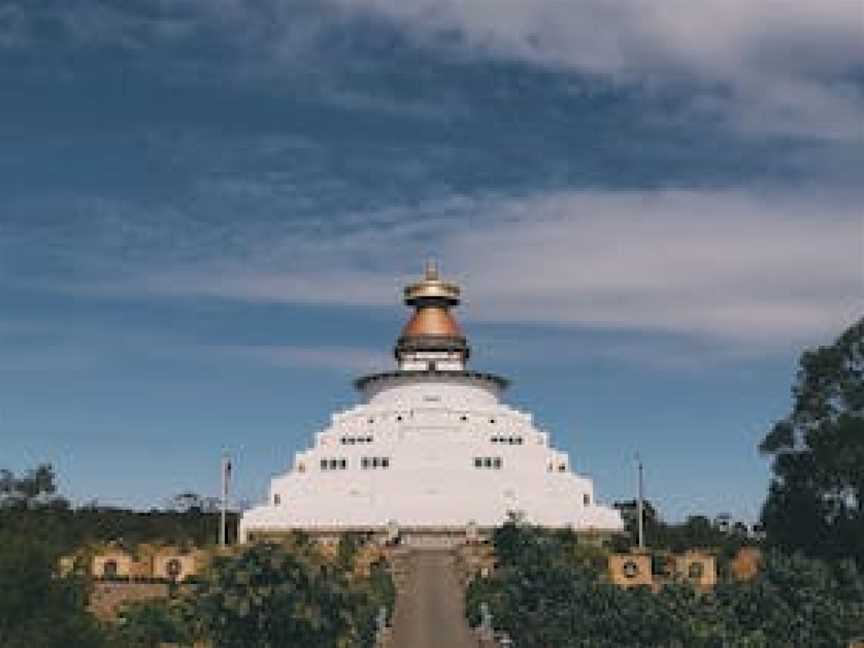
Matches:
[[467, 522, 864, 647], [760, 317, 864, 564], [110, 599, 190, 648], [190, 541, 387, 647], [0, 463, 66, 511], [0, 531, 105, 648]]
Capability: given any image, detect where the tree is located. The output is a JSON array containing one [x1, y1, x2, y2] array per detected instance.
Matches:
[[189, 541, 388, 647], [110, 599, 189, 648], [0, 531, 105, 648], [760, 317, 864, 564], [0, 464, 66, 510], [467, 521, 864, 647]]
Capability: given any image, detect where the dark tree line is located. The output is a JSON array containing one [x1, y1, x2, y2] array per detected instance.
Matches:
[[0, 465, 239, 555], [0, 466, 395, 647], [466, 520, 864, 648], [612, 500, 757, 570]]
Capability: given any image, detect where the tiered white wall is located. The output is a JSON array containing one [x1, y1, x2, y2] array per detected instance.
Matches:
[[240, 376, 623, 540]]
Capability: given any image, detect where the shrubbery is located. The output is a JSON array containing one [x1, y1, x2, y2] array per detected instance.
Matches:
[[466, 521, 864, 648]]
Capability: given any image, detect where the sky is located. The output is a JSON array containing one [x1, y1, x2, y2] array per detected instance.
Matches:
[[1, 0, 862, 523]]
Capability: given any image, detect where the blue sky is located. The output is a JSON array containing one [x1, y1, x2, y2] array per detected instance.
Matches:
[[1, 1, 862, 522]]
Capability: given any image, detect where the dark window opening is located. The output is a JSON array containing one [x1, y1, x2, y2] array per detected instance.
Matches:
[[166, 559, 183, 580]]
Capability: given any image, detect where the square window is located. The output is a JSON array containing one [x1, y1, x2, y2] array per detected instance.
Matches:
[[483, 458, 492, 468], [274, 494, 281, 506], [361, 458, 370, 469], [339, 459, 347, 469], [372, 457, 380, 468], [329, 459, 338, 470], [382, 458, 390, 468], [583, 494, 591, 506], [321, 459, 329, 471], [366, 436, 373, 443], [474, 458, 483, 468], [493, 458, 502, 469]]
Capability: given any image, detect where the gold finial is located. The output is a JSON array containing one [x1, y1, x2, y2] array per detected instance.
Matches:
[[425, 258, 439, 280], [404, 258, 460, 305]]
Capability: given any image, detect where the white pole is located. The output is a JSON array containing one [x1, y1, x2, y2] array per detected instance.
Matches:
[[220, 453, 229, 548], [636, 454, 645, 551]]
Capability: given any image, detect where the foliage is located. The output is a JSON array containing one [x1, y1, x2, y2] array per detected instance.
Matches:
[[466, 521, 864, 648], [188, 540, 393, 648], [612, 500, 757, 572], [0, 464, 63, 510], [0, 465, 239, 554], [760, 317, 864, 565], [109, 598, 190, 648], [0, 530, 105, 648]]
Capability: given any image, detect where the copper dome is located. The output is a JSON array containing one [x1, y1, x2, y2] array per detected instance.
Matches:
[[400, 305, 463, 338]]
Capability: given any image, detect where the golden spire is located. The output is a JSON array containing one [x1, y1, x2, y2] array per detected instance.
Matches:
[[396, 261, 469, 360], [404, 260, 460, 305]]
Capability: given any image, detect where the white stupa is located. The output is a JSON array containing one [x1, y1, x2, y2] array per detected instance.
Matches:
[[240, 263, 623, 543]]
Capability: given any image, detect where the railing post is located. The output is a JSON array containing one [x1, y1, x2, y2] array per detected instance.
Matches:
[[479, 602, 494, 642], [375, 605, 388, 646]]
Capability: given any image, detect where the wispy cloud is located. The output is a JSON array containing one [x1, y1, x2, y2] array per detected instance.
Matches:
[[447, 190, 862, 346], [335, 0, 864, 139], [67, 188, 862, 350], [2, 0, 861, 139], [216, 344, 390, 373]]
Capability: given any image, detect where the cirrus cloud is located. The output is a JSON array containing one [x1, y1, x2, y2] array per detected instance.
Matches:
[[73, 188, 862, 351]]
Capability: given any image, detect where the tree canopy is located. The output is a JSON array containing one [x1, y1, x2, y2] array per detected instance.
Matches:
[[187, 540, 393, 648], [0, 530, 105, 648], [760, 317, 864, 564], [467, 520, 864, 648]]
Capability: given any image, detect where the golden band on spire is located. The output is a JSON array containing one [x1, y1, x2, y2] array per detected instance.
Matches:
[[404, 260, 460, 305]]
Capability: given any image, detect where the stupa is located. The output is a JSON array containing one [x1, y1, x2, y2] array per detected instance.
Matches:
[[240, 263, 623, 544]]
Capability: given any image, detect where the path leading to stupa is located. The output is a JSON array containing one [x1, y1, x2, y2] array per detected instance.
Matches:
[[389, 550, 479, 648]]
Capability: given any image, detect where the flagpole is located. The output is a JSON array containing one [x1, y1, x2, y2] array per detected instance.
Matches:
[[636, 453, 645, 551], [220, 452, 229, 548]]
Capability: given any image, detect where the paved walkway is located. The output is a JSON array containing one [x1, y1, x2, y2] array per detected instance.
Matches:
[[389, 550, 478, 648]]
